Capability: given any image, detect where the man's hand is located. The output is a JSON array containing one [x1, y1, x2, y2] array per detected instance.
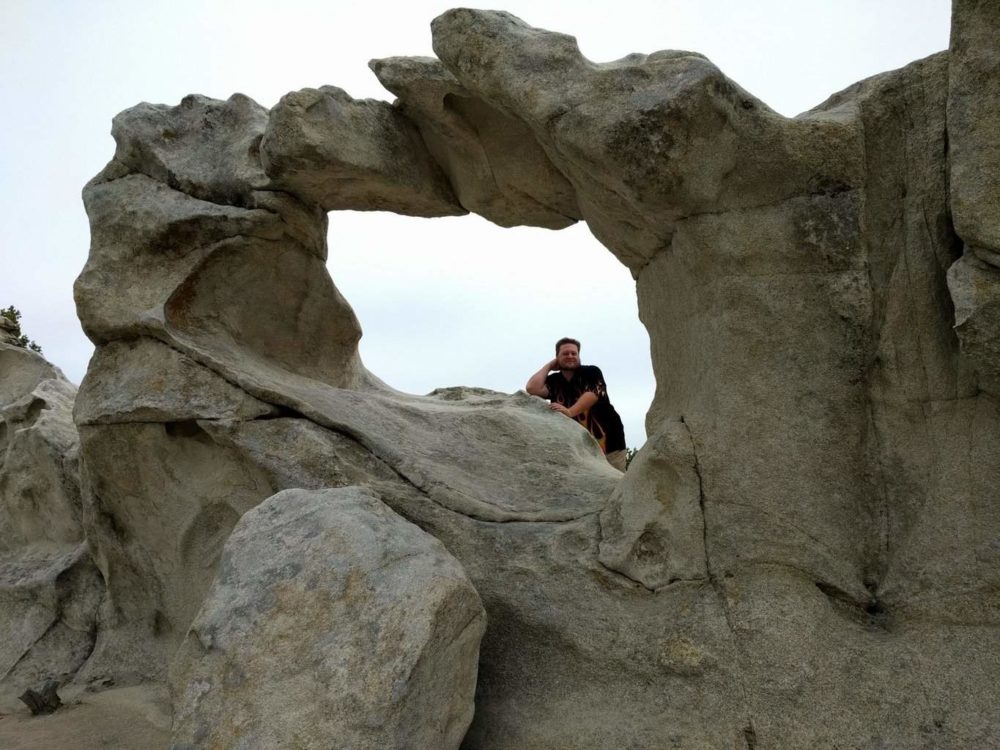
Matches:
[[551, 391, 598, 419]]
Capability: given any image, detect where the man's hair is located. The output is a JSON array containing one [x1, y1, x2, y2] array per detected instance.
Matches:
[[555, 337, 581, 354]]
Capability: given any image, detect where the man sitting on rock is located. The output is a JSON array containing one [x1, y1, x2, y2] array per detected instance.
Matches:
[[526, 337, 628, 472]]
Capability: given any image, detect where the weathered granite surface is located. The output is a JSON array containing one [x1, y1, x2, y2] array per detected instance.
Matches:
[[170, 487, 485, 750], [0, 345, 101, 713], [2, 3, 998, 748], [946, 0, 1000, 394]]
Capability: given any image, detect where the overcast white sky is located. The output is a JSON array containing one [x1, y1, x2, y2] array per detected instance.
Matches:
[[0, 0, 950, 447]]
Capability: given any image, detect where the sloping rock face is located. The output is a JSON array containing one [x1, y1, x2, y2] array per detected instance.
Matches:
[[61, 4, 1000, 749], [170, 487, 485, 750], [0, 344, 102, 712]]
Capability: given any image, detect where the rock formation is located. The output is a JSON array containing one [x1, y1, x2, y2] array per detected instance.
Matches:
[[0, 317, 19, 346], [170, 487, 486, 749], [0, 343, 101, 713], [2, 2, 998, 748]]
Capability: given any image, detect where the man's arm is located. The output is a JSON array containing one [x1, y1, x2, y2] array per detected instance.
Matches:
[[550, 365, 602, 418], [550, 390, 598, 417], [526, 358, 557, 397]]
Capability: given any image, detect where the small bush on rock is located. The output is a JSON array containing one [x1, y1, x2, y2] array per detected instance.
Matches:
[[1, 306, 43, 353]]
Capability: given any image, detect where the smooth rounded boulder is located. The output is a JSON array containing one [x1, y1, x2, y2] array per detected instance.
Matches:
[[169, 486, 486, 750]]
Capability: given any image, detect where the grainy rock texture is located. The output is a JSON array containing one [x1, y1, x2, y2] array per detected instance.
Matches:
[[598, 419, 706, 589], [170, 487, 486, 750], [948, 0, 1000, 254], [0, 317, 20, 346], [0, 345, 101, 713], [0, 685, 171, 749], [261, 85, 466, 216], [1, 4, 995, 749], [946, 0, 1000, 394]]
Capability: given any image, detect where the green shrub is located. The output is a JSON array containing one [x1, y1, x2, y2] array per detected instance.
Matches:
[[1, 306, 43, 354], [625, 446, 638, 470]]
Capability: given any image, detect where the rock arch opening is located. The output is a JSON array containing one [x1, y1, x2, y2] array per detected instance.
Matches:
[[325, 211, 654, 449]]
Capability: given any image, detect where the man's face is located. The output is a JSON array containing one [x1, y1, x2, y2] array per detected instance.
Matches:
[[556, 344, 580, 370]]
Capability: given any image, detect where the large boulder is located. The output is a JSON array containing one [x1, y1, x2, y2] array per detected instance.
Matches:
[[170, 487, 486, 750], [0, 344, 102, 712]]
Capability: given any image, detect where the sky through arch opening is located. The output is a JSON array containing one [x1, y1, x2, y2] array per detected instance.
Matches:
[[326, 211, 654, 449]]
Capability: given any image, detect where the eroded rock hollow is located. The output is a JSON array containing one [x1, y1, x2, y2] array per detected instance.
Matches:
[[2, 3, 999, 748]]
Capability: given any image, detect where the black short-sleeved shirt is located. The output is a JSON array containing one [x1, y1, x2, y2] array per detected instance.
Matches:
[[544, 365, 627, 454]]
